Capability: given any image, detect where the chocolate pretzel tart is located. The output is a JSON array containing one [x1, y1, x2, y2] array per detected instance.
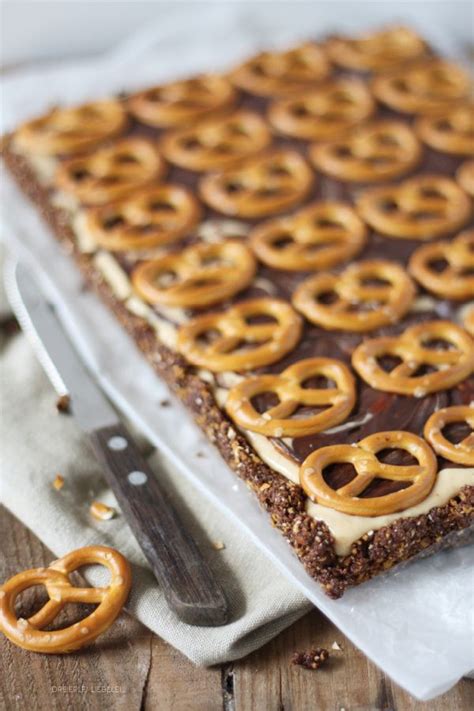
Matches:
[[3, 25, 473, 599]]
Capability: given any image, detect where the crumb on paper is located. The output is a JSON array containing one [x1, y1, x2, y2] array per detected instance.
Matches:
[[291, 647, 329, 670], [331, 641, 343, 651], [212, 540, 226, 550], [56, 394, 71, 413], [196, 451, 205, 458], [159, 399, 171, 407], [52, 474, 65, 491], [90, 501, 116, 521]]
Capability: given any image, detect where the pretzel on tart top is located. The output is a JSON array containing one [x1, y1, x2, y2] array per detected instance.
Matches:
[[310, 121, 422, 183], [415, 103, 474, 156], [424, 405, 474, 466], [0, 546, 131, 654], [159, 110, 271, 172], [325, 26, 428, 73], [229, 42, 330, 97], [456, 160, 474, 197], [352, 320, 474, 396], [372, 60, 471, 115], [356, 174, 471, 240], [81, 184, 201, 251], [408, 229, 474, 300], [131, 240, 256, 308], [12, 100, 127, 157], [300, 431, 437, 517], [127, 74, 236, 128], [177, 298, 302, 372], [250, 201, 367, 272], [225, 357, 356, 438], [268, 77, 375, 141], [55, 138, 166, 205], [199, 149, 314, 218]]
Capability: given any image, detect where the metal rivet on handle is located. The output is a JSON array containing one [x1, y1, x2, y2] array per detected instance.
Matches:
[[128, 471, 148, 486], [107, 436, 128, 451]]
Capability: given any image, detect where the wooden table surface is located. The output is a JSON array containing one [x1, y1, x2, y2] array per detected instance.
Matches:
[[1, 506, 472, 711]]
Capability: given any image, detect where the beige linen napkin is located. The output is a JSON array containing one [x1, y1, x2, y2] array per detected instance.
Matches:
[[0, 292, 311, 665]]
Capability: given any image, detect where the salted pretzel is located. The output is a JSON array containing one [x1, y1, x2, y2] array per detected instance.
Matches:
[[408, 229, 474, 300], [0, 546, 131, 654], [82, 184, 201, 251], [55, 138, 166, 205], [127, 74, 236, 128], [325, 26, 427, 73], [177, 298, 302, 372], [131, 241, 256, 308], [230, 42, 330, 97], [225, 357, 355, 437], [424, 406, 474, 466], [250, 201, 367, 272], [12, 100, 127, 156], [268, 78, 375, 141], [159, 110, 271, 172], [352, 320, 474, 396], [292, 260, 416, 332], [415, 104, 474, 156], [199, 150, 314, 218], [310, 121, 421, 183], [357, 175, 471, 240], [300, 431, 437, 516], [457, 160, 474, 197], [372, 60, 470, 115]]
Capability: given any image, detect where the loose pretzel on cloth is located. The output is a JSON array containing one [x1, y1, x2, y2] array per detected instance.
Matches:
[[457, 160, 474, 197], [0, 546, 131, 654], [268, 78, 375, 141], [300, 431, 437, 516], [310, 121, 421, 183], [12, 100, 127, 157], [424, 405, 474, 466], [292, 260, 416, 332], [55, 138, 166, 205], [408, 229, 474, 300], [229, 42, 330, 97], [225, 357, 356, 437], [250, 201, 367, 272], [132, 241, 256, 307], [357, 174, 471, 240], [127, 74, 236, 128], [415, 103, 474, 156], [82, 183, 201, 251], [372, 60, 471, 115], [159, 110, 271, 172], [352, 321, 474, 396], [177, 298, 302, 372], [325, 26, 428, 73], [199, 149, 314, 218]]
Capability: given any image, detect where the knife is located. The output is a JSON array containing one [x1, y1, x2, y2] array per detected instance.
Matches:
[[5, 259, 229, 627]]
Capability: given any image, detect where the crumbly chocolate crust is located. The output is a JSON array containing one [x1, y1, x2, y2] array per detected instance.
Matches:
[[4, 145, 473, 598]]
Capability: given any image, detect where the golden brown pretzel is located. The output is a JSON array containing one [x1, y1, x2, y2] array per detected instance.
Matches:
[[292, 260, 416, 332], [462, 304, 474, 336], [55, 138, 166, 205], [230, 42, 330, 97], [199, 150, 314, 218], [408, 229, 474, 300], [372, 60, 470, 115], [300, 431, 437, 516], [325, 26, 427, 73], [457, 160, 474, 197], [424, 405, 474, 466], [159, 110, 271, 172], [0, 546, 131, 654], [13, 100, 127, 156], [357, 174, 471, 240], [268, 78, 375, 141], [131, 241, 256, 307], [415, 103, 474, 156], [127, 74, 236, 127], [352, 320, 474, 396], [310, 121, 421, 183], [177, 298, 302, 372], [225, 357, 355, 437], [82, 184, 201, 251], [250, 201, 367, 272]]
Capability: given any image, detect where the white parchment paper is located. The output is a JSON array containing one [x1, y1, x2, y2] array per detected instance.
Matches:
[[1, 3, 473, 700]]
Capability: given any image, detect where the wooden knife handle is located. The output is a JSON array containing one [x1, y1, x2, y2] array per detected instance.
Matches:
[[89, 423, 228, 627]]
